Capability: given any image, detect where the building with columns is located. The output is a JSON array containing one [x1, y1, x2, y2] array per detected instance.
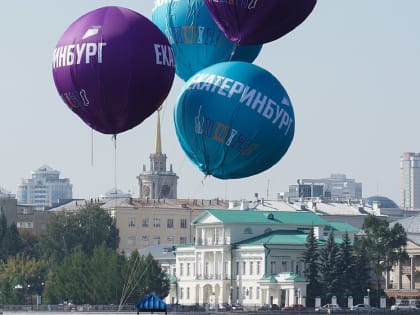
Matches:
[[385, 215, 420, 303], [171, 209, 358, 309], [137, 110, 178, 199]]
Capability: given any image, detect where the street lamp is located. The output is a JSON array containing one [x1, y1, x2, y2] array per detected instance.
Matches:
[[367, 288, 370, 306]]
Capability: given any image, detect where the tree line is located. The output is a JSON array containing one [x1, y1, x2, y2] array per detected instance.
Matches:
[[303, 214, 408, 307], [0, 205, 169, 305]]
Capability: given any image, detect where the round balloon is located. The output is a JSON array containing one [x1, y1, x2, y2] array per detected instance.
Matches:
[[152, 0, 262, 81], [204, 0, 317, 45], [52, 6, 175, 134], [174, 61, 295, 179]]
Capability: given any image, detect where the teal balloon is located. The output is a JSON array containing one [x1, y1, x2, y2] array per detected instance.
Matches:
[[152, 0, 262, 81], [174, 61, 295, 179]]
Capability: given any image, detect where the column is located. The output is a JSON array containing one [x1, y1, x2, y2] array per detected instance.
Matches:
[[397, 259, 402, 289], [221, 250, 225, 280], [411, 255, 415, 290], [195, 251, 198, 279], [213, 251, 217, 279]]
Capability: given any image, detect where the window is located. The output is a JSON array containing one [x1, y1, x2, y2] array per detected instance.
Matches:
[[180, 288, 184, 299], [249, 261, 253, 275], [153, 236, 160, 245], [281, 261, 287, 272], [187, 287, 190, 299], [128, 217, 136, 228], [256, 287, 260, 299], [270, 261, 276, 274], [180, 236, 187, 244], [257, 261, 261, 275], [236, 261, 239, 275], [180, 263, 184, 276], [180, 218, 187, 228], [167, 218, 174, 228], [153, 218, 160, 227], [142, 218, 149, 227], [127, 236, 136, 246], [187, 263, 191, 276], [243, 261, 246, 275], [167, 236, 174, 243]]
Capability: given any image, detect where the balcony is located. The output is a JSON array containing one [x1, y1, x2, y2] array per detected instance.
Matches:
[[196, 237, 230, 246]]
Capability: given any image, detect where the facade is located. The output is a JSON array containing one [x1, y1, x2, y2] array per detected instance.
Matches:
[[292, 174, 362, 202], [1, 188, 51, 235], [385, 215, 420, 303], [103, 198, 228, 254], [400, 152, 420, 210], [171, 209, 359, 309], [137, 110, 178, 199], [16, 165, 72, 210]]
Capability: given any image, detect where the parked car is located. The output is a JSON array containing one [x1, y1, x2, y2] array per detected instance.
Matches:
[[231, 303, 243, 311], [218, 303, 232, 311], [258, 304, 280, 311], [390, 303, 419, 311], [350, 304, 379, 312], [315, 304, 343, 312], [282, 304, 306, 311]]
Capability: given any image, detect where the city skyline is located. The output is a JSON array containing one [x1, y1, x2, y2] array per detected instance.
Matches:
[[1, 1, 419, 204]]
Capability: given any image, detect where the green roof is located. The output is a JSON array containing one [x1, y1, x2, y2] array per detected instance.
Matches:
[[282, 273, 307, 282], [326, 221, 359, 232], [236, 229, 310, 246], [193, 209, 329, 226]]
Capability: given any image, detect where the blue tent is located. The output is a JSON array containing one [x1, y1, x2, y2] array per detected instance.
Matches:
[[135, 293, 167, 315]]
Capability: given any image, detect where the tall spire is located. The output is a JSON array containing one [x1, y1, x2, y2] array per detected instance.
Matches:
[[155, 108, 162, 155]]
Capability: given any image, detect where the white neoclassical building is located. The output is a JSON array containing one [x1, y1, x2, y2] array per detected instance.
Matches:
[[170, 209, 358, 309]]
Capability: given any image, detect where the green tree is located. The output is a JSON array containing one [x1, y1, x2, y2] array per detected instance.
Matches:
[[0, 254, 47, 304], [5, 223, 23, 257], [336, 231, 355, 304], [319, 231, 340, 303], [44, 249, 90, 304], [302, 226, 321, 306], [39, 204, 119, 264], [137, 254, 170, 300], [352, 237, 372, 304], [85, 244, 125, 304], [0, 212, 8, 262], [357, 215, 408, 304]]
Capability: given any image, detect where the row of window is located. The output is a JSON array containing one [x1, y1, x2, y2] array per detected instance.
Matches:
[[128, 217, 188, 228], [179, 286, 261, 300], [127, 236, 188, 246], [177, 259, 300, 278]]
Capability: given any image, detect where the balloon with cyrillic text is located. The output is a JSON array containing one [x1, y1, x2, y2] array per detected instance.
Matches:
[[52, 6, 175, 134], [174, 61, 295, 179], [204, 0, 317, 45], [152, 0, 262, 81]]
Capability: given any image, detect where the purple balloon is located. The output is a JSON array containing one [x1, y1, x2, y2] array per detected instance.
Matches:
[[204, 0, 317, 45], [52, 6, 175, 134]]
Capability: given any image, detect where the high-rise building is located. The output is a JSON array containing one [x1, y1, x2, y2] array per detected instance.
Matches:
[[16, 165, 72, 210], [291, 173, 362, 201], [400, 152, 420, 210], [137, 110, 178, 199]]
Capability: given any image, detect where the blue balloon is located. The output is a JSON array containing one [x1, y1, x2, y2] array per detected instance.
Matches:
[[152, 0, 262, 81], [174, 61, 295, 179]]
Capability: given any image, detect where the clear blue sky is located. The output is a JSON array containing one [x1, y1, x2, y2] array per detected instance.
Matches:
[[1, 1, 419, 204]]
